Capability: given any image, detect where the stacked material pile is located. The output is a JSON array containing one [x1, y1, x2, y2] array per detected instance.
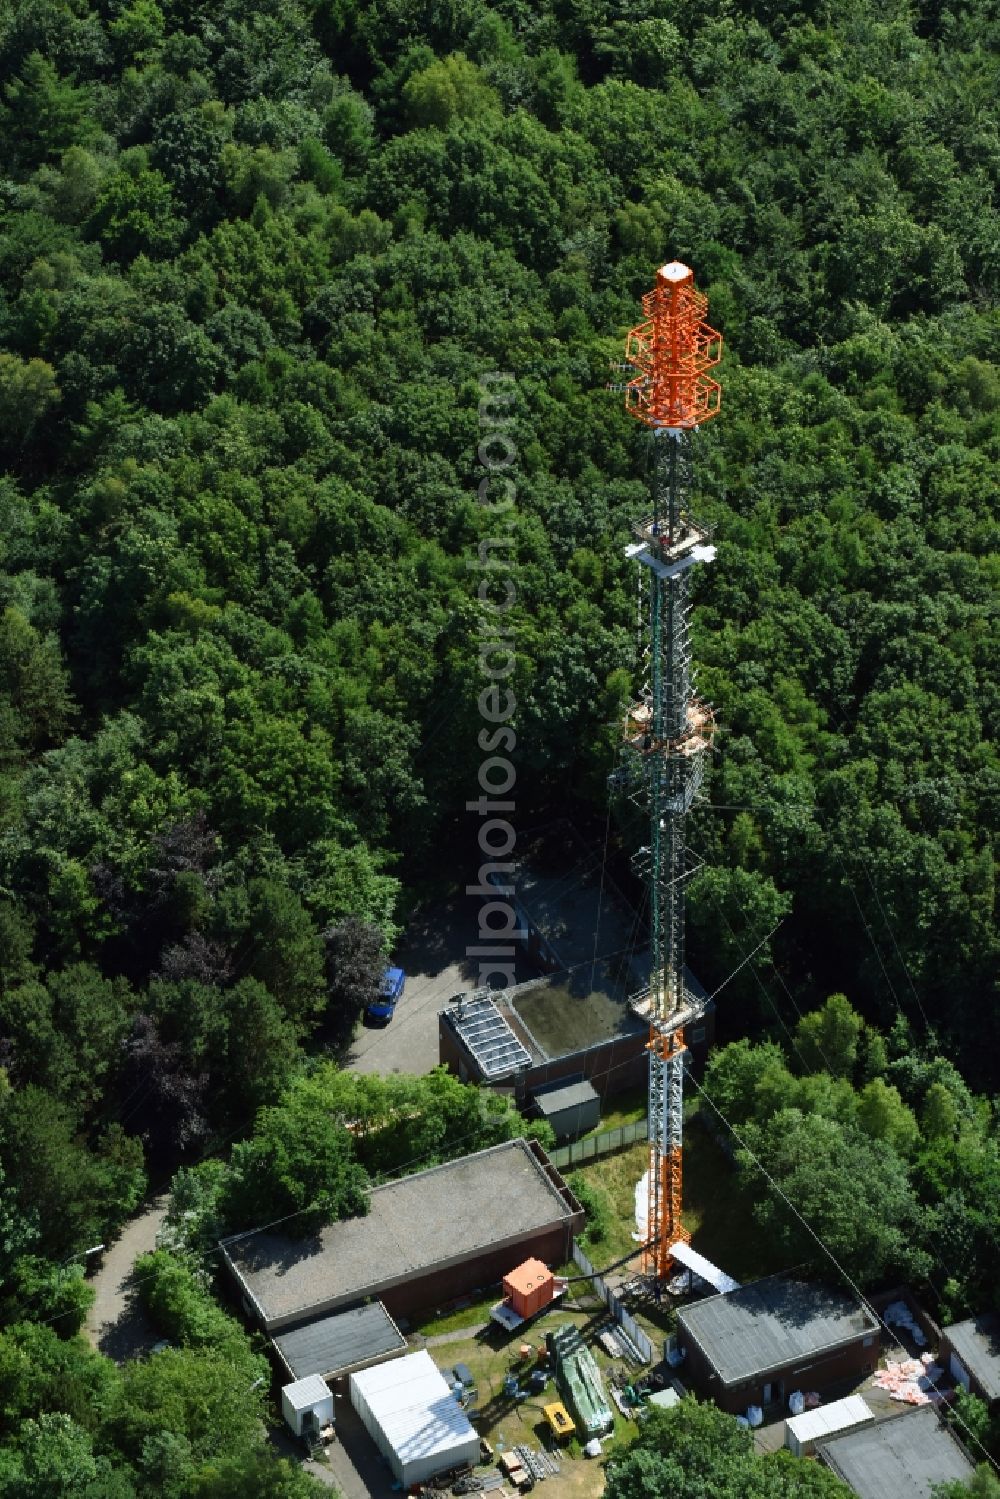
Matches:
[[872, 1353, 945, 1405], [546, 1325, 614, 1438]]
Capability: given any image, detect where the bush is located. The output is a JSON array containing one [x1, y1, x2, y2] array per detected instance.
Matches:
[[568, 1172, 611, 1246], [134, 1250, 266, 1383]]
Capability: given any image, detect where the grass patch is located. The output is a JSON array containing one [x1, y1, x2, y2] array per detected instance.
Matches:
[[680, 1102, 792, 1282], [569, 1102, 792, 1286], [417, 1303, 641, 1457], [570, 1141, 648, 1269], [407, 1285, 502, 1337], [581, 1087, 647, 1140]]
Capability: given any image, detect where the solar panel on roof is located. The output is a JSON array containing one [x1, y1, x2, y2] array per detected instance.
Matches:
[[450, 994, 531, 1078]]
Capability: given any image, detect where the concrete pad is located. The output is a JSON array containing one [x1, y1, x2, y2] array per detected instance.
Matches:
[[345, 896, 535, 1078]]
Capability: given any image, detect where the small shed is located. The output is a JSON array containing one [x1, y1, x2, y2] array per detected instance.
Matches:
[[532, 1079, 601, 1141], [939, 1312, 1000, 1409], [349, 1349, 479, 1488], [785, 1394, 874, 1458], [281, 1375, 334, 1439], [504, 1258, 555, 1321], [646, 1387, 681, 1411]]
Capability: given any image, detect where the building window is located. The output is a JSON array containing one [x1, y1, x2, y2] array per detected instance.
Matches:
[[691, 1026, 706, 1043], [863, 1335, 875, 1348]]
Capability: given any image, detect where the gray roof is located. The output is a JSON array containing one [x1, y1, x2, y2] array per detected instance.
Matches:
[[817, 1406, 974, 1499], [943, 1312, 1000, 1402], [274, 1301, 406, 1382], [222, 1138, 579, 1331], [677, 1277, 879, 1386], [533, 1079, 599, 1116]]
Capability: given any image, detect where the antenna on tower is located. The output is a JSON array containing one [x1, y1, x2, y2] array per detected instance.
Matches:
[[613, 261, 722, 1284]]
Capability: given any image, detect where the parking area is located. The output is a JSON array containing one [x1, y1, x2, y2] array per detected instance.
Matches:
[[345, 894, 536, 1077]]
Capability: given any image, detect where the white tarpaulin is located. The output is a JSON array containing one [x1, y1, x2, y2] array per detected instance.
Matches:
[[633, 1170, 649, 1243]]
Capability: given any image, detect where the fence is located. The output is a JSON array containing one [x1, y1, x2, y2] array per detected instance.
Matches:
[[571, 1241, 655, 1364], [550, 1116, 648, 1170]]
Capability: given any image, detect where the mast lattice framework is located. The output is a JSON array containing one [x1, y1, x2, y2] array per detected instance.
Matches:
[[615, 261, 722, 1282]]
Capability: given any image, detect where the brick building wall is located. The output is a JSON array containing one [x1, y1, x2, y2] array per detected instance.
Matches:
[[681, 1332, 879, 1415], [439, 1020, 649, 1102], [376, 1222, 578, 1321]]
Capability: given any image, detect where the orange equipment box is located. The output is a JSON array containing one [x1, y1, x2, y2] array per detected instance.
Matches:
[[503, 1258, 555, 1320]]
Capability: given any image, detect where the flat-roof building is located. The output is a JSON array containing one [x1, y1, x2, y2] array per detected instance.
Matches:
[[676, 1276, 880, 1415], [350, 1350, 480, 1488], [817, 1405, 975, 1498], [442, 830, 713, 1103], [222, 1138, 583, 1332], [940, 1312, 1000, 1410]]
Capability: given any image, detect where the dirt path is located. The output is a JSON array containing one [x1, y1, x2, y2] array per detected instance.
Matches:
[[84, 1194, 169, 1362], [421, 1323, 489, 1346]]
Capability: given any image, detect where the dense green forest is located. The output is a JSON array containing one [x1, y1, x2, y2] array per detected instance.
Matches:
[[0, 0, 997, 1487]]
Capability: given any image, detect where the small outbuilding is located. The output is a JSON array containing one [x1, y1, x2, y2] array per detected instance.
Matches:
[[939, 1312, 1000, 1410], [817, 1405, 975, 1498], [676, 1276, 880, 1415], [349, 1350, 479, 1488], [785, 1394, 874, 1458], [646, 1387, 681, 1412], [281, 1375, 334, 1439], [532, 1078, 601, 1141]]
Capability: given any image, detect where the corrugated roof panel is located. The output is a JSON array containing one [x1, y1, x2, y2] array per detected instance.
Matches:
[[787, 1394, 873, 1444], [668, 1240, 741, 1294], [274, 1301, 406, 1381]]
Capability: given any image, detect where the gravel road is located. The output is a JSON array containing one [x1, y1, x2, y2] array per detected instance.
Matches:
[[83, 1194, 169, 1362]]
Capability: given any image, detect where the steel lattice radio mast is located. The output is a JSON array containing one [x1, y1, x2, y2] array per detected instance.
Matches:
[[615, 262, 723, 1282]]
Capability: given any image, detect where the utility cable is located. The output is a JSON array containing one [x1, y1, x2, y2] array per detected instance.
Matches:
[[688, 1071, 1000, 1477]]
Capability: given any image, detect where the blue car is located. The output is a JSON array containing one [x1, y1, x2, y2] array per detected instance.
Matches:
[[366, 966, 405, 1023]]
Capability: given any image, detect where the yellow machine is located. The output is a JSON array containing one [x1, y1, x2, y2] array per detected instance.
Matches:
[[543, 1401, 575, 1440]]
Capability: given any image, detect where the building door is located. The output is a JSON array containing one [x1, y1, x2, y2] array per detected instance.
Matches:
[[762, 1381, 783, 1406]]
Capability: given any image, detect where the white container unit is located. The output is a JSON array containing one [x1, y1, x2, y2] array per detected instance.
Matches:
[[785, 1394, 874, 1458], [349, 1350, 480, 1488], [281, 1375, 334, 1438]]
